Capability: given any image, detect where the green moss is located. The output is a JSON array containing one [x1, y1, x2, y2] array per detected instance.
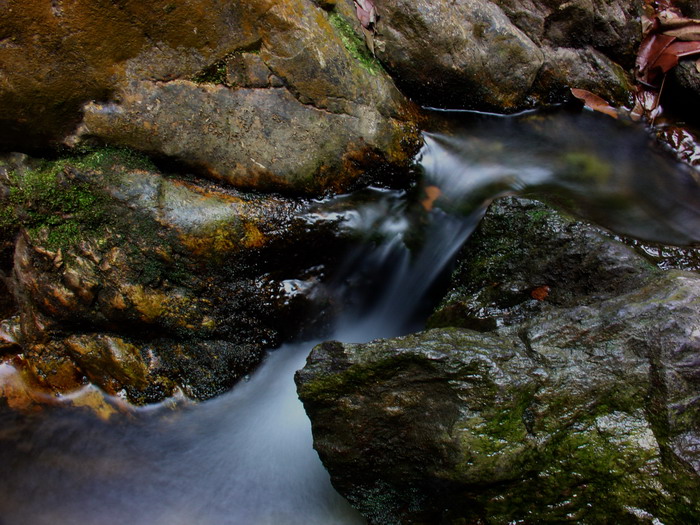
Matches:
[[3, 146, 157, 250], [69, 144, 156, 172], [526, 207, 555, 223], [328, 12, 383, 75], [0, 204, 18, 240], [300, 352, 430, 403], [7, 161, 106, 249], [191, 59, 228, 85]]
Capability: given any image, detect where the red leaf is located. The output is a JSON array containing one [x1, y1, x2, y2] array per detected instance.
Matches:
[[570, 88, 619, 119], [530, 286, 551, 301], [354, 0, 377, 30], [666, 39, 700, 57], [637, 33, 676, 83], [648, 40, 700, 79]]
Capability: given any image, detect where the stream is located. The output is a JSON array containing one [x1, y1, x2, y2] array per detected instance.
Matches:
[[1, 109, 699, 525]]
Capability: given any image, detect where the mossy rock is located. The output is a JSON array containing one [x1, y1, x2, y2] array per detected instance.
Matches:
[[298, 268, 700, 523], [4, 150, 348, 404]]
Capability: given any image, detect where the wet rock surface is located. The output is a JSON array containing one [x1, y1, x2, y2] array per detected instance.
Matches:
[[2, 0, 422, 195], [297, 198, 700, 524], [77, 81, 416, 196], [373, 0, 639, 110], [428, 198, 657, 331], [0, 0, 260, 149], [1, 150, 345, 403]]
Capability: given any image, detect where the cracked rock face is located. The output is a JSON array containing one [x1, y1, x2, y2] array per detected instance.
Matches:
[[77, 81, 416, 196], [296, 198, 700, 524], [1, 0, 422, 195], [373, 0, 640, 110], [70, 0, 424, 196]]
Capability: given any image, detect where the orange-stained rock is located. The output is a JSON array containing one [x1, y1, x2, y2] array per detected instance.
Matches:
[[4, 153, 344, 403], [0, 0, 259, 149]]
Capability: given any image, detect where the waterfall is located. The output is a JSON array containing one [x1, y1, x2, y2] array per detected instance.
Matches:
[[2, 108, 699, 525], [0, 188, 477, 525]]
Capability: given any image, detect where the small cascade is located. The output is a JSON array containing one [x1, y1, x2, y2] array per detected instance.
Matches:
[[0, 184, 477, 525], [2, 109, 699, 525], [421, 109, 700, 245]]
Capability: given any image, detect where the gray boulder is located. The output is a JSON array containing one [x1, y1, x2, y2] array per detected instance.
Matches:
[[371, 0, 640, 110], [297, 198, 700, 524]]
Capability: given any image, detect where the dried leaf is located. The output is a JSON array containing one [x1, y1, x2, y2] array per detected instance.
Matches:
[[637, 33, 676, 83], [649, 40, 700, 79], [421, 185, 441, 212], [361, 26, 375, 55], [354, 0, 377, 30], [666, 39, 700, 57], [661, 18, 700, 41], [530, 285, 551, 301], [570, 88, 619, 119]]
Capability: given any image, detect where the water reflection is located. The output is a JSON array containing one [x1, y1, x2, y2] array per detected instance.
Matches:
[[421, 108, 700, 245]]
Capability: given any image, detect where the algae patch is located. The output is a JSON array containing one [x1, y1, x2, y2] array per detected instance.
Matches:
[[2, 146, 155, 250], [328, 12, 383, 75]]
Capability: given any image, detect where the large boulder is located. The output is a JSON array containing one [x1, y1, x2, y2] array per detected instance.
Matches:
[[1, 0, 421, 195], [1, 149, 345, 403], [76, 80, 417, 196], [369, 0, 545, 110], [370, 0, 640, 110], [0, 0, 259, 149], [296, 198, 700, 524]]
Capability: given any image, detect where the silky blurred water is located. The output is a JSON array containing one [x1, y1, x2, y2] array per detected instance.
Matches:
[[1, 108, 699, 525]]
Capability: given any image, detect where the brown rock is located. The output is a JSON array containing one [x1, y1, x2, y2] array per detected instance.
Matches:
[[0, 0, 259, 149], [4, 153, 345, 403]]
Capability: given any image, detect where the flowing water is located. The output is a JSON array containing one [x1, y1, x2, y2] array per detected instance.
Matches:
[[1, 109, 699, 525]]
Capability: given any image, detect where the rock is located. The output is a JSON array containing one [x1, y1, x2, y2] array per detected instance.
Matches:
[[76, 80, 418, 196], [671, 59, 700, 106], [676, 0, 700, 18], [371, 0, 640, 110], [2, 0, 422, 195], [372, 0, 545, 110], [2, 149, 344, 403], [225, 53, 279, 89], [428, 198, 656, 331], [0, 0, 259, 149], [533, 46, 633, 106], [297, 198, 700, 524]]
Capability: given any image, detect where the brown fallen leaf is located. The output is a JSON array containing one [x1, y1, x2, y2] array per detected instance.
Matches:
[[649, 40, 700, 79], [570, 88, 619, 118], [530, 285, 551, 301], [660, 18, 700, 40], [637, 33, 677, 84], [421, 185, 442, 212], [354, 0, 377, 31]]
